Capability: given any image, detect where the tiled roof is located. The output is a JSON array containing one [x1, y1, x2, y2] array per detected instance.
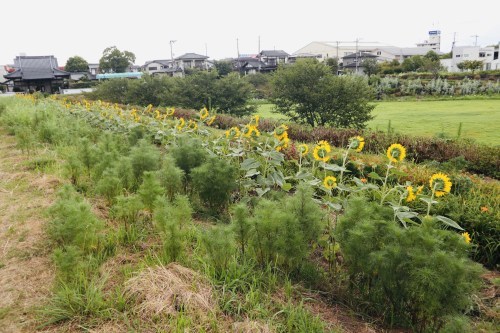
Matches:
[[175, 53, 209, 60], [4, 56, 70, 80], [260, 50, 289, 57]]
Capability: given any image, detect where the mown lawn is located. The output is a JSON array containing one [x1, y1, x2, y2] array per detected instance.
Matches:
[[256, 99, 500, 146]]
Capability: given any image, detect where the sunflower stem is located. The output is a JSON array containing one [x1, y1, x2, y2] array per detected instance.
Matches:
[[380, 160, 393, 204]]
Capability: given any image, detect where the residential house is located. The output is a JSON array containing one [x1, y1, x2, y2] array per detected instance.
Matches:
[[175, 53, 212, 71], [234, 56, 270, 75], [259, 50, 289, 67], [441, 45, 500, 72], [341, 52, 378, 74], [142, 60, 183, 77], [3, 55, 70, 93]]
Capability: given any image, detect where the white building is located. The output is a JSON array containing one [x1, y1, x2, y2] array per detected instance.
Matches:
[[416, 30, 441, 51], [441, 45, 500, 72], [294, 41, 385, 61]]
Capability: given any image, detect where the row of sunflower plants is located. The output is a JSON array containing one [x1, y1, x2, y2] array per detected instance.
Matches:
[[4, 95, 492, 331]]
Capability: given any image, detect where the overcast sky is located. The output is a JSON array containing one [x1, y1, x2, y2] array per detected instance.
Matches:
[[2, 0, 499, 66]]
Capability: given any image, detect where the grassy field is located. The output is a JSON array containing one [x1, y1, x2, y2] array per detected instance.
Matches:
[[256, 99, 500, 146]]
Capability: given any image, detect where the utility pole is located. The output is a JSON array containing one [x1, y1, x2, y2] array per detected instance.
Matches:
[[355, 38, 361, 73], [258, 35, 261, 72], [169, 40, 176, 69], [236, 38, 240, 58], [452, 32, 457, 50]]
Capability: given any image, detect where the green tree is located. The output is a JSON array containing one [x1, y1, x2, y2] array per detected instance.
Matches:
[[99, 46, 136, 73], [270, 59, 374, 128], [361, 58, 380, 77], [459, 60, 484, 74], [402, 55, 425, 72], [325, 57, 339, 75], [213, 73, 256, 116], [213, 60, 233, 77], [65, 56, 89, 72]]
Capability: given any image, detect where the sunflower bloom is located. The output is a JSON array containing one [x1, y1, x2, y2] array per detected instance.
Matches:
[[323, 176, 337, 190], [298, 144, 309, 156], [276, 132, 290, 151], [188, 119, 198, 130], [166, 108, 175, 116], [406, 185, 417, 202], [350, 136, 365, 153], [386, 143, 406, 163], [429, 173, 452, 197], [242, 125, 259, 138], [199, 107, 209, 120], [462, 232, 471, 244], [176, 117, 185, 130], [225, 127, 241, 139], [313, 140, 331, 162], [206, 115, 216, 126], [273, 124, 289, 140]]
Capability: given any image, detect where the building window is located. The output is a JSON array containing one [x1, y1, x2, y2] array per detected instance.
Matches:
[[148, 66, 157, 70], [463, 54, 469, 58], [456, 55, 461, 58], [377, 51, 381, 55], [494, 51, 499, 60], [479, 52, 486, 57], [160, 66, 164, 69]]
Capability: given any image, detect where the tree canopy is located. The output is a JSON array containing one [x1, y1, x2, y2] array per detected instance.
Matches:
[[65, 56, 89, 72], [99, 46, 136, 73], [270, 59, 374, 129]]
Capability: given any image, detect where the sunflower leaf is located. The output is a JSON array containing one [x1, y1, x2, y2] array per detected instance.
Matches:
[[240, 158, 261, 170], [436, 215, 464, 230]]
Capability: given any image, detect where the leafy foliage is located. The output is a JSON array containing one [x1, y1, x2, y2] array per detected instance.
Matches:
[[271, 59, 375, 128], [65, 56, 89, 73], [335, 197, 483, 331], [99, 46, 136, 73]]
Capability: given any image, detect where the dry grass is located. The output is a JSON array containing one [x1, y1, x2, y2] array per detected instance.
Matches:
[[0, 130, 57, 332], [232, 319, 273, 333], [125, 263, 216, 321]]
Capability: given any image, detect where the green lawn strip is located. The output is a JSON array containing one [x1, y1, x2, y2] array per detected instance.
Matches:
[[256, 99, 500, 146]]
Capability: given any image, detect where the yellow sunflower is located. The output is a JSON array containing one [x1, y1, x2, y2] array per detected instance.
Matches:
[[166, 108, 175, 116], [298, 144, 309, 156], [323, 175, 337, 190], [386, 143, 406, 163], [429, 173, 452, 197], [242, 125, 260, 138], [188, 119, 198, 130], [225, 126, 241, 139], [276, 133, 290, 151], [176, 117, 185, 130], [462, 232, 471, 244], [273, 124, 289, 140], [206, 115, 216, 126], [199, 107, 209, 120], [406, 185, 417, 202], [350, 136, 365, 152], [313, 140, 331, 162]]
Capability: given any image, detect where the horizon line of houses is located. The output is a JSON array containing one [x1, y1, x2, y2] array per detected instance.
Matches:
[[2, 31, 499, 94]]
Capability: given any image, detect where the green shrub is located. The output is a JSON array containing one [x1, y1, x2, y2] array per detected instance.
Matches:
[[158, 155, 185, 200], [153, 195, 193, 262], [129, 139, 161, 186], [191, 156, 237, 214], [95, 168, 122, 204], [111, 194, 144, 242], [230, 203, 252, 257], [137, 171, 164, 213], [170, 136, 207, 179], [77, 137, 98, 175], [251, 199, 307, 272], [286, 183, 324, 243], [202, 226, 235, 273], [335, 197, 483, 331], [114, 156, 135, 191], [14, 125, 36, 155], [47, 185, 104, 252]]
